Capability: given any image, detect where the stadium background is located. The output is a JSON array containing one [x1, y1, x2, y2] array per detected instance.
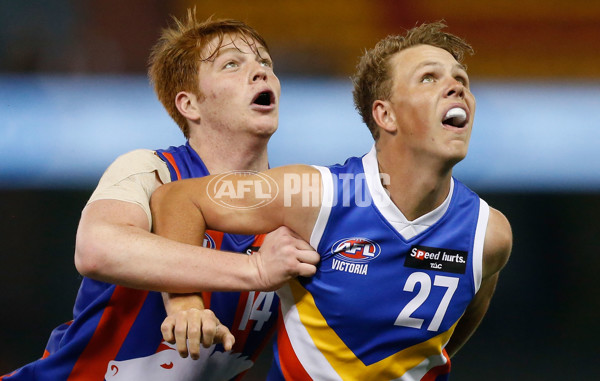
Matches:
[[1, 0, 599, 379]]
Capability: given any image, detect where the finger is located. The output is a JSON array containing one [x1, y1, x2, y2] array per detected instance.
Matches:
[[297, 262, 318, 277], [186, 309, 202, 360], [297, 249, 320, 265], [161, 316, 176, 344], [174, 312, 190, 358], [200, 311, 218, 348], [215, 324, 235, 351]]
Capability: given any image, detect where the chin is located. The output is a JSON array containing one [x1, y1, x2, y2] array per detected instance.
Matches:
[[449, 150, 469, 166], [439, 144, 468, 166], [253, 124, 278, 138]]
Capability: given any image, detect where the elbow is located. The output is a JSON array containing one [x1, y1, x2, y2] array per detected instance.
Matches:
[[74, 225, 108, 279]]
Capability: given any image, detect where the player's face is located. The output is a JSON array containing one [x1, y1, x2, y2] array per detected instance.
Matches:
[[386, 44, 476, 165], [196, 33, 280, 137]]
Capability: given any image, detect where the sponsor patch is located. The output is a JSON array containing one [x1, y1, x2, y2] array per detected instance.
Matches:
[[404, 245, 468, 274], [332, 238, 380, 263], [330, 238, 380, 275]]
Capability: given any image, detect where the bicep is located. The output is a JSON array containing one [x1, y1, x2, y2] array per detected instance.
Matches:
[[81, 199, 150, 231], [482, 207, 513, 279]]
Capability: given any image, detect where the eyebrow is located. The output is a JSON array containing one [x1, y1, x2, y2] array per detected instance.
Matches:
[[214, 46, 270, 59], [414, 61, 467, 73]]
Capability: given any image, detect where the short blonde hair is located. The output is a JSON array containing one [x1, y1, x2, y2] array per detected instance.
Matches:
[[352, 22, 474, 140], [148, 10, 270, 138]]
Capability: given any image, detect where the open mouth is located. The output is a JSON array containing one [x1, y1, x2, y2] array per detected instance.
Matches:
[[252, 91, 274, 106], [442, 107, 467, 128]]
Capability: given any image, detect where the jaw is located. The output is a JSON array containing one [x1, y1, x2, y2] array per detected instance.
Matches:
[[247, 112, 279, 138]]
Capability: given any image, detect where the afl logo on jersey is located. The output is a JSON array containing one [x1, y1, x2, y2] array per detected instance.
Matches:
[[332, 238, 381, 263], [203, 233, 216, 249]]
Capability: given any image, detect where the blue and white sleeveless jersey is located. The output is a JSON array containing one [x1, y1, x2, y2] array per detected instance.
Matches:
[[2, 143, 278, 381], [270, 146, 489, 381]]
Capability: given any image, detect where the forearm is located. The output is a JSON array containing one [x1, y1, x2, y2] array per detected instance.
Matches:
[[445, 273, 499, 357], [75, 201, 263, 293], [77, 229, 262, 292]]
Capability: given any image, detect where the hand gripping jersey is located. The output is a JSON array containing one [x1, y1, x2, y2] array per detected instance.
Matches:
[[2, 143, 278, 381], [269, 146, 489, 381]]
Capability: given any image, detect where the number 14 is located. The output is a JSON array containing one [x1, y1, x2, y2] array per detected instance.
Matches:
[[394, 272, 459, 332]]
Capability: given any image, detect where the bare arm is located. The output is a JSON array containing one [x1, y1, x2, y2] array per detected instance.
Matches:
[[150, 165, 321, 250], [75, 198, 282, 292], [445, 207, 512, 357], [74, 151, 318, 293], [150, 165, 322, 290], [151, 165, 321, 357], [159, 225, 316, 358]]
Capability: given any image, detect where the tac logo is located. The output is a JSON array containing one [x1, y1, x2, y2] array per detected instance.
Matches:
[[332, 238, 381, 263], [207, 170, 279, 210], [203, 233, 216, 249]]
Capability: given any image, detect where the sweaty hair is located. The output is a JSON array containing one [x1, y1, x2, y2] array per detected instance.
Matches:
[[148, 10, 270, 138], [352, 21, 474, 140]]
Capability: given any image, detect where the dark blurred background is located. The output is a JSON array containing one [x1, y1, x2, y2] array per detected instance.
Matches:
[[1, 0, 599, 379]]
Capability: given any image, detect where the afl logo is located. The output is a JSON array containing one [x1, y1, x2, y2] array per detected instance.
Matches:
[[207, 170, 279, 210], [203, 233, 216, 249], [332, 238, 380, 263]]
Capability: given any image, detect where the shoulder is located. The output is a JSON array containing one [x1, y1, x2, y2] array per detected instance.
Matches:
[[482, 207, 512, 279], [100, 149, 170, 184], [266, 164, 323, 182], [110, 149, 167, 173], [87, 149, 170, 218]]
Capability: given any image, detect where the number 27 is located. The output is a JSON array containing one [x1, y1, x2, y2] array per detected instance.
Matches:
[[394, 272, 459, 332]]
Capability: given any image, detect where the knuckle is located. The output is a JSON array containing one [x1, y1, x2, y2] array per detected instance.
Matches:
[[202, 309, 216, 319], [177, 310, 188, 318]]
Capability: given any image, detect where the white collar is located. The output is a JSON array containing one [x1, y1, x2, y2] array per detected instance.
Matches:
[[362, 145, 454, 240]]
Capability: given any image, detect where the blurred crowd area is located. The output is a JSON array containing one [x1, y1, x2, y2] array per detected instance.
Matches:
[[1, 0, 600, 78]]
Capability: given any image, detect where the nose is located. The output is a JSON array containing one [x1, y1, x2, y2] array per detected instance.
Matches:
[[445, 79, 465, 99], [251, 61, 268, 83]]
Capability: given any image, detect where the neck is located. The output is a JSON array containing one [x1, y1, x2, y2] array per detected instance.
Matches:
[[375, 140, 453, 221], [188, 132, 270, 175]]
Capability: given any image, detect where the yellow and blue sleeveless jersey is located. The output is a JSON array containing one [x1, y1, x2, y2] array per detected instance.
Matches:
[[269, 147, 489, 381], [2, 143, 278, 381]]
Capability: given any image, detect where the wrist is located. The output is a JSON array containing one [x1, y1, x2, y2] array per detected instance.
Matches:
[[163, 292, 205, 315], [244, 252, 267, 291]]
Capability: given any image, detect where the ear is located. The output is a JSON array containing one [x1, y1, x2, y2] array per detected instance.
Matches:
[[372, 100, 397, 134], [175, 91, 201, 123]]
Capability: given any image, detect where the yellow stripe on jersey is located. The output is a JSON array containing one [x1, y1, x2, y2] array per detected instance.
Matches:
[[289, 279, 457, 379]]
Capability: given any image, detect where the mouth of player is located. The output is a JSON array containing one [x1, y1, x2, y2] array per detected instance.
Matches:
[[252, 90, 275, 108], [442, 107, 468, 128]]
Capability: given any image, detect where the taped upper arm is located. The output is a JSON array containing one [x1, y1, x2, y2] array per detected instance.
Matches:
[[87, 149, 170, 228]]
